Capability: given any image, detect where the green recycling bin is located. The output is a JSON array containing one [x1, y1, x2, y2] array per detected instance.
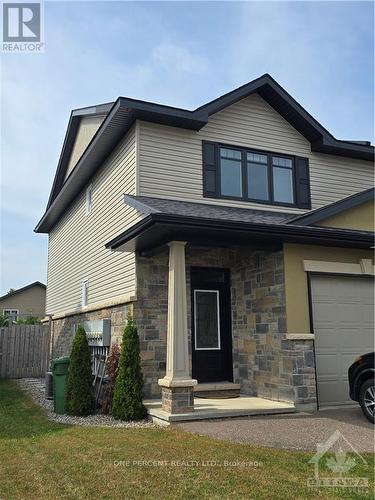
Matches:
[[52, 357, 70, 414]]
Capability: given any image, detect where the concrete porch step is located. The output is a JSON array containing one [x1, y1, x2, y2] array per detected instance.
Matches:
[[194, 382, 240, 399], [145, 396, 296, 424]]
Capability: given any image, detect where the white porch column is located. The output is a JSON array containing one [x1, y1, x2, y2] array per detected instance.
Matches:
[[158, 241, 197, 413]]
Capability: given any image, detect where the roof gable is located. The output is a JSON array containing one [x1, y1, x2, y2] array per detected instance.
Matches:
[[197, 74, 373, 160], [35, 74, 374, 234], [64, 114, 107, 181], [0, 281, 46, 302], [289, 188, 375, 228], [46, 102, 113, 210]]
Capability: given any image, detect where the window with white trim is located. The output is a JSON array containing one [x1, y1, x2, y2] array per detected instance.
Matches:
[[3, 309, 19, 321], [194, 290, 221, 350], [85, 184, 93, 215], [82, 280, 89, 307]]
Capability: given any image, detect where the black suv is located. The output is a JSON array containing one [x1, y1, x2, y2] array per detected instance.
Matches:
[[348, 352, 374, 423]]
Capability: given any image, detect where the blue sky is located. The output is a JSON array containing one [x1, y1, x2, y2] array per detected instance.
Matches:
[[1, 1, 374, 294]]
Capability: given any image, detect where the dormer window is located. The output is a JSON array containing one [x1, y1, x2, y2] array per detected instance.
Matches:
[[202, 141, 311, 209]]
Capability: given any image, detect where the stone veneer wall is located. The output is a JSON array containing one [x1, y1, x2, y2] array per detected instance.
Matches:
[[279, 339, 317, 409], [51, 303, 133, 359], [231, 249, 316, 408], [50, 299, 165, 399], [128, 247, 237, 398], [50, 245, 317, 407], [134, 245, 317, 406], [133, 252, 169, 398]]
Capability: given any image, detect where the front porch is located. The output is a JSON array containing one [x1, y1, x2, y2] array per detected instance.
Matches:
[[145, 394, 295, 424], [131, 240, 314, 418], [105, 197, 341, 417]]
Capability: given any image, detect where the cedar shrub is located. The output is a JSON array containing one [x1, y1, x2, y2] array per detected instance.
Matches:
[[65, 325, 95, 416], [112, 316, 147, 420]]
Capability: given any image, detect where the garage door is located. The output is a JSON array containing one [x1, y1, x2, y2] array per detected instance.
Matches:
[[310, 274, 374, 407]]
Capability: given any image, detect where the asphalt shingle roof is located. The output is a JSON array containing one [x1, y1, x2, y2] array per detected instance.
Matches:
[[124, 195, 296, 225]]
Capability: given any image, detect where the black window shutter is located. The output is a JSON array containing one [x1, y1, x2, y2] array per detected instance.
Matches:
[[202, 141, 217, 197], [295, 156, 311, 209]]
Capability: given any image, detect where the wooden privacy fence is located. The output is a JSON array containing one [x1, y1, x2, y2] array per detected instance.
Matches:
[[0, 324, 51, 378]]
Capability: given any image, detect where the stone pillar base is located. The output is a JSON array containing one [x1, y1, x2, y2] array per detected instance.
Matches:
[[161, 386, 195, 414]]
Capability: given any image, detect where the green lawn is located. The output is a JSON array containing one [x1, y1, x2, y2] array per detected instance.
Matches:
[[0, 380, 373, 500]]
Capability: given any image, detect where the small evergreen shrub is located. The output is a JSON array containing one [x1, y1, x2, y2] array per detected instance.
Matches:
[[100, 342, 121, 414], [16, 315, 42, 325], [0, 315, 9, 327], [66, 325, 95, 416], [112, 316, 147, 421]]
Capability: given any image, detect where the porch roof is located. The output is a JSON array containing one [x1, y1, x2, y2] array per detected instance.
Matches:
[[122, 195, 295, 224], [105, 196, 374, 254], [288, 187, 375, 226]]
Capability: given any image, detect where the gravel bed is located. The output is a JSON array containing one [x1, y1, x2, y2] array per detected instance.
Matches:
[[15, 378, 156, 428]]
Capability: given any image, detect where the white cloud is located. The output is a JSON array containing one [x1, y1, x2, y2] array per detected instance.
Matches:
[[152, 42, 208, 74]]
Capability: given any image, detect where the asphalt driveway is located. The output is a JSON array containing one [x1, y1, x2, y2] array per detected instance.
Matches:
[[176, 407, 374, 452]]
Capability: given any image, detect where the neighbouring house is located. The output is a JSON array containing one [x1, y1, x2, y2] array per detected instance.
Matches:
[[0, 282, 46, 321], [35, 74, 374, 415]]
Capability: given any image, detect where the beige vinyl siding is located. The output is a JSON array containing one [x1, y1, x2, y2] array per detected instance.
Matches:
[[46, 125, 142, 316], [65, 115, 106, 180], [138, 93, 373, 212]]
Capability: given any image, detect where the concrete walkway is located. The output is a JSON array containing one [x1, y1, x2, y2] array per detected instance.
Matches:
[[176, 407, 374, 452]]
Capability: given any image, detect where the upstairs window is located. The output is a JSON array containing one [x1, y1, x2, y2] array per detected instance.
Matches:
[[219, 146, 294, 204], [247, 152, 269, 201], [203, 141, 311, 209], [220, 148, 242, 197], [272, 157, 294, 204], [85, 184, 93, 215], [82, 280, 89, 307]]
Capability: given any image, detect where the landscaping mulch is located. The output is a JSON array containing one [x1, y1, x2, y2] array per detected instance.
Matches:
[[15, 378, 155, 428]]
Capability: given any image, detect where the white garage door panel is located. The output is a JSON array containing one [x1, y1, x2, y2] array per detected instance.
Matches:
[[311, 275, 374, 407]]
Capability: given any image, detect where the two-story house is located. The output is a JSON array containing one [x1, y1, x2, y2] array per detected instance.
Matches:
[[35, 74, 374, 417]]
